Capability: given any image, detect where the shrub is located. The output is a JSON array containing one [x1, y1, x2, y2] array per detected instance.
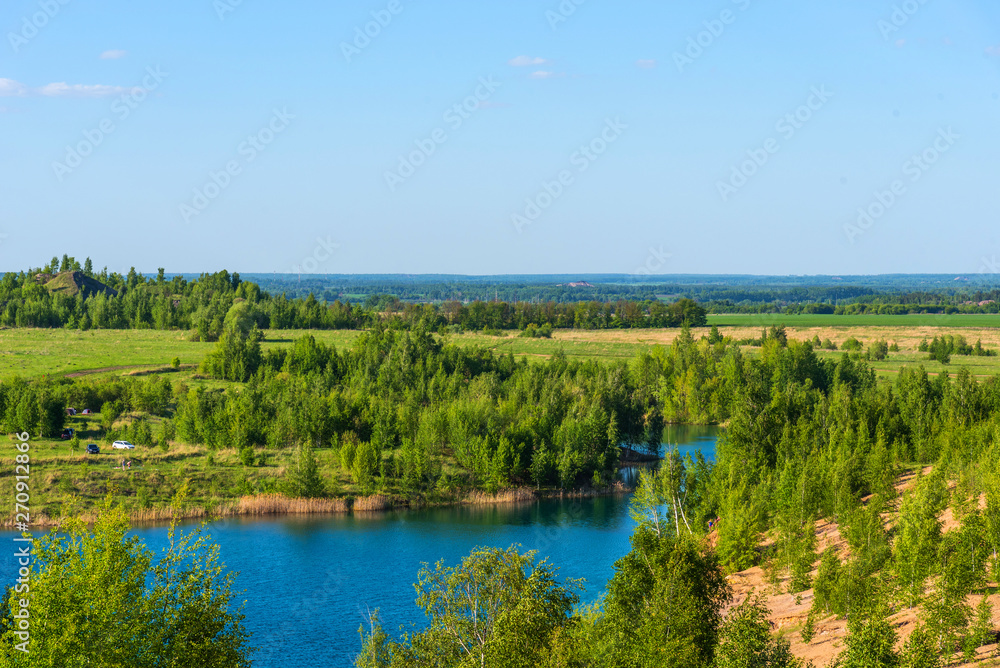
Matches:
[[842, 337, 863, 352], [716, 592, 802, 668], [285, 442, 326, 499], [239, 447, 256, 467]]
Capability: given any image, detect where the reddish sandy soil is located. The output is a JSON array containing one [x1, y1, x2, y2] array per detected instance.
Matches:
[[719, 469, 1000, 666]]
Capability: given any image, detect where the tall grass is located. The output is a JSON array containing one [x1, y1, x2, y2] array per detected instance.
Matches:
[[463, 483, 632, 506], [228, 494, 351, 516], [353, 494, 392, 512], [464, 488, 537, 505], [5, 483, 635, 528]]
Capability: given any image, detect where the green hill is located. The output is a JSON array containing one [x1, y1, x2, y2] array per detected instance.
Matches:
[[40, 271, 117, 297]]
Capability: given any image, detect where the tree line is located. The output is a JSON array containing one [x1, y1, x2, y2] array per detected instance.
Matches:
[[2, 256, 706, 333]]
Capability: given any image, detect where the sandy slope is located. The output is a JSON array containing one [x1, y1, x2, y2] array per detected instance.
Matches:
[[718, 470, 999, 666]]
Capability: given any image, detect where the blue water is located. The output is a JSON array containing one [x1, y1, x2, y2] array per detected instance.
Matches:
[[4, 426, 720, 667], [664, 423, 720, 461]]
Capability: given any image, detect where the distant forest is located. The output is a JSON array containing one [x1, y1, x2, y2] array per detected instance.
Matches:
[[1, 255, 705, 334], [2, 255, 999, 334]]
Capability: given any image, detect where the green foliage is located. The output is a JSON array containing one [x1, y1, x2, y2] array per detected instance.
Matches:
[[893, 470, 947, 607], [285, 441, 326, 498], [599, 532, 731, 667], [629, 469, 672, 538], [899, 625, 941, 668], [715, 591, 804, 668], [355, 546, 580, 668], [837, 612, 899, 668], [716, 485, 766, 573], [352, 441, 380, 494], [0, 503, 251, 666], [868, 340, 889, 361], [800, 608, 816, 644], [841, 337, 863, 352], [919, 504, 994, 662], [99, 399, 122, 430], [786, 520, 817, 593], [200, 325, 264, 382], [812, 548, 842, 616], [842, 495, 891, 576], [628, 460, 699, 540], [520, 322, 554, 338], [965, 596, 995, 662], [238, 446, 256, 467]]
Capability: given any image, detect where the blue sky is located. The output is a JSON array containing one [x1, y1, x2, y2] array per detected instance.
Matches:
[[3, 0, 1000, 276]]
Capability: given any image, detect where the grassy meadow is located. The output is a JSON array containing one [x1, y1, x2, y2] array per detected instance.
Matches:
[[4, 319, 1000, 523], [4, 322, 1000, 380], [12, 412, 367, 524], [0, 328, 362, 380]]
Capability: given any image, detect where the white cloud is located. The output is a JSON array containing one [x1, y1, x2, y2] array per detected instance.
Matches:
[[100, 49, 127, 60], [0, 79, 28, 97], [528, 70, 564, 80], [36, 82, 131, 97], [636, 59, 657, 69], [0, 78, 131, 98], [509, 55, 549, 67]]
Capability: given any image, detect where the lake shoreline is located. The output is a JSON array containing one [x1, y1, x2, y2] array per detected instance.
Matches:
[[8, 481, 637, 530]]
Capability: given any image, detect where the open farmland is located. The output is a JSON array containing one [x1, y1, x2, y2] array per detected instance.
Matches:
[[4, 323, 1000, 381]]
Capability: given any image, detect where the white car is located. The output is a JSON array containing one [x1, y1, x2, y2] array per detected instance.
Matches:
[[112, 440, 136, 450]]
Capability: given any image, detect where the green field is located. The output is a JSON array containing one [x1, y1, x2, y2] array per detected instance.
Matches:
[[0, 329, 362, 380], [5, 325, 1000, 382]]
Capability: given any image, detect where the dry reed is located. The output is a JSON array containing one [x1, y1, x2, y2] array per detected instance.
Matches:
[[463, 488, 537, 505], [352, 494, 392, 512]]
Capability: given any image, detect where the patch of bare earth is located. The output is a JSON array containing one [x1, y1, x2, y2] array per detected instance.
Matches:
[[721, 469, 999, 666], [550, 326, 1000, 352]]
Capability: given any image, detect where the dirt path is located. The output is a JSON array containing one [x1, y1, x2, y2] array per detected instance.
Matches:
[[65, 364, 161, 378], [65, 363, 194, 378]]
